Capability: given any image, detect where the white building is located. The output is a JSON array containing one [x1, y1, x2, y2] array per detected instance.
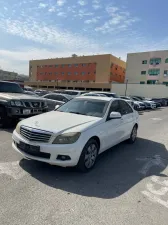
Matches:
[[126, 50, 168, 85]]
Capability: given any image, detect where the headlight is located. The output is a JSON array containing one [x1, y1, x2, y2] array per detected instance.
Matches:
[[10, 100, 23, 106], [53, 132, 81, 144], [16, 123, 21, 134]]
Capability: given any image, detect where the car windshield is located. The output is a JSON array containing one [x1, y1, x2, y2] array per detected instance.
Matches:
[[0, 82, 24, 93], [57, 99, 109, 118]]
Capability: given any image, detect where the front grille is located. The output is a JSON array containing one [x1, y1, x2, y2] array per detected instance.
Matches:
[[23, 101, 42, 108], [20, 126, 52, 143], [24, 102, 31, 107], [31, 102, 41, 108]]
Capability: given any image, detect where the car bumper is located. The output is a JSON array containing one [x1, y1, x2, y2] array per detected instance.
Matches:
[[12, 130, 83, 167], [7, 107, 48, 118]]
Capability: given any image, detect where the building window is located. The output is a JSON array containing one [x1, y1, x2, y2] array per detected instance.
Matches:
[[74, 64, 78, 67], [82, 64, 86, 67], [61, 72, 64, 75], [164, 70, 168, 76], [150, 58, 161, 65], [74, 72, 78, 75], [68, 64, 72, 67], [165, 58, 168, 63], [68, 72, 71, 75], [55, 72, 58, 75], [49, 65, 53, 67], [55, 65, 58, 67], [142, 60, 147, 64], [140, 81, 145, 84], [40, 73, 43, 75], [147, 80, 157, 84], [81, 72, 85, 75], [61, 64, 64, 67], [141, 71, 146, 75], [148, 69, 160, 75], [88, 72, 90, 75], [94, 71, 96, 74], [49, 72, 52, 75]]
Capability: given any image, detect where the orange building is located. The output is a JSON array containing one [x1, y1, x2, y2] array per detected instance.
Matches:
[[26, 54, 126, 91]]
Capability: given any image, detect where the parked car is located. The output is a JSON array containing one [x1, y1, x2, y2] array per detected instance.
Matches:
[[131, 96, 156, 109], [42, 93, 68, 111], [81, 93, 107, 97], [120, 96, 145, 110], [23, 86, 33, 92], [0, 81, 48, 127], [24, 91, 39, 97], [13, 96, 139, 172], [35, 90, 49, 96], [149, 98, 165, 107], [91, 92, 119, 98], [63, 90, 87, 97]]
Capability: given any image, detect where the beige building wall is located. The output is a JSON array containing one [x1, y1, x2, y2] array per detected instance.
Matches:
[[126, 50, 168, 84], [29, 54, 126, 83], [111, 83, 168, 98]]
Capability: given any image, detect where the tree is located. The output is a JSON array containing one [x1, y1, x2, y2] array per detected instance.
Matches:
[[71, 54, 78, 57]]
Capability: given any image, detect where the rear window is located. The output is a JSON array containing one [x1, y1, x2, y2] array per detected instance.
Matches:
[[0, 82, 23, 93]]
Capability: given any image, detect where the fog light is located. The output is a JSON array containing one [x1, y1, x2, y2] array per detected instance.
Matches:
[[57, 155, 71, 161]]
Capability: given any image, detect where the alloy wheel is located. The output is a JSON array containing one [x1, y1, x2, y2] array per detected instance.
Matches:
[[84, 144, 98, 169]]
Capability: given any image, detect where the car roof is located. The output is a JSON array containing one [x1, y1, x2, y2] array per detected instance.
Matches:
[[76, 96, 113, 102]]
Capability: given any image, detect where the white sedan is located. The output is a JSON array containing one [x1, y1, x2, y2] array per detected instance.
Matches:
[[12, 97, 139, 172]]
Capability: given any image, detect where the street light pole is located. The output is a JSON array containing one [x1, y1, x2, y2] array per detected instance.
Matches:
[[125, 79, 128, 96]]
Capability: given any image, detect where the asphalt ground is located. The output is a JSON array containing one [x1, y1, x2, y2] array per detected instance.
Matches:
[[0, 108, 168, 225]]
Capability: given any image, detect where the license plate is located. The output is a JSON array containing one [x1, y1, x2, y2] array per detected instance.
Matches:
[[18, 142, 40, 153], [23, 109, 31, 115]]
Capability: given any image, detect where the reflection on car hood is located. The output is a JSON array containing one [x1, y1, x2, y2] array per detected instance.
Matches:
[[0, 93, 43, 100], [19, 111, 101, 133]]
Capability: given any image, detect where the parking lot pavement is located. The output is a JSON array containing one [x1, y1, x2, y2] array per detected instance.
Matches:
[[0, 109, 168, 225]]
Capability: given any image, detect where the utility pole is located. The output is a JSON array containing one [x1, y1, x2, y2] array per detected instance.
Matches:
[[125, 79, 128, 96]]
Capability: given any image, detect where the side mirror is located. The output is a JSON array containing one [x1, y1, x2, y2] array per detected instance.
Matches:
[[55, 105, 60, 110], [109, 112, 121, 119]]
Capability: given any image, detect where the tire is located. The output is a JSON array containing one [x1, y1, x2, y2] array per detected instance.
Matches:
[[0, 106, 10, 128], [77, 139, 99, 172], [127, 125, 138, 144]]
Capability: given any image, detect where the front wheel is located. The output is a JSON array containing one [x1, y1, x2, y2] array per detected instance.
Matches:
[[127, 125, 138, 144], [77, 139, 99, 172]]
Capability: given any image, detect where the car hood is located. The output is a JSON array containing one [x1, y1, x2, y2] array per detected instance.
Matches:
[[0, 93, 43, 100], [19, 111, 101, 133]]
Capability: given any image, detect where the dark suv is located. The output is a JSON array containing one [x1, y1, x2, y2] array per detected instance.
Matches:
[[0, 81, 48, 127]]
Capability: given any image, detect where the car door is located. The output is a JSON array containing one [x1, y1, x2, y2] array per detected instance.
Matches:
[[100, 100, 125, 152], [118, 100, 134, 140]]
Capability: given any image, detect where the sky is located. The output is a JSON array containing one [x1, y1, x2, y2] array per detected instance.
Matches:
[[0, 0, 168, 75]]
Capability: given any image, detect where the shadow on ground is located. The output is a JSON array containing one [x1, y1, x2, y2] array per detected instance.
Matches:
[[20, 138, 168, 199]]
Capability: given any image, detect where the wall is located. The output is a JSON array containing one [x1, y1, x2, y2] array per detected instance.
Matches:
[[111, 83, 168, 98], [126, 50, 168, 84], [29, 54, 126, 84]]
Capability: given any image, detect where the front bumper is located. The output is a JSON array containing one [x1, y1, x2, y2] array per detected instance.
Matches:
[[12, 130, 83, 167], [7, 106, 48, 118]]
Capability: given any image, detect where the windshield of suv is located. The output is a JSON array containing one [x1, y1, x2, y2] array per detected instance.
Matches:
[[57, 99, 109, 118], [0, 82, 24, 93]]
